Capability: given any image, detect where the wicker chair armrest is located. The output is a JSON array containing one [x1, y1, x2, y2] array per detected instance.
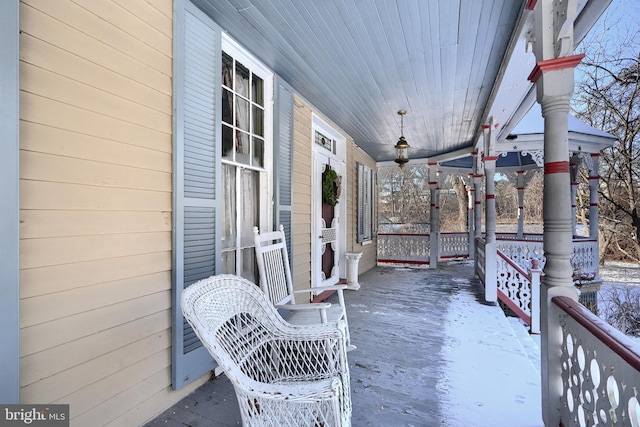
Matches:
[[231, 374, 343, 402], [275, 302, 331, 311], [268, 321, 346, 344], [294, 285, 347, 295]]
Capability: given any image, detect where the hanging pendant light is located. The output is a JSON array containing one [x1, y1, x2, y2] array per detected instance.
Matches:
[[395, 110, 410, 168]]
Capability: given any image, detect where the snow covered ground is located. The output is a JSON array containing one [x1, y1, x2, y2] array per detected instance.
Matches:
[[597, 261, 640, 342], [599, 261, 640, 288]]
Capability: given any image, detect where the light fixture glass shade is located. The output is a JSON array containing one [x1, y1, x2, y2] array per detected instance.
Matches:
[[394, 136, 409, 168]]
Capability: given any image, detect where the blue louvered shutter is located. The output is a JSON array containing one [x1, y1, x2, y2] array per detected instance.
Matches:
[[172, 1, 220, 390], [274, 78, 294, 262]]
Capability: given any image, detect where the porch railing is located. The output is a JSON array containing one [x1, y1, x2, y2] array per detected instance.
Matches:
[[552, 296, 640, 426], [377, 232, 430, 265], [496, 249, 541, 333], [496, 236, 599, 280], [440, 232, 469, 259]]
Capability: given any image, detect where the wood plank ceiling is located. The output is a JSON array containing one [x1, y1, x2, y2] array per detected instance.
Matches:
[[190, 0, 595, 163]]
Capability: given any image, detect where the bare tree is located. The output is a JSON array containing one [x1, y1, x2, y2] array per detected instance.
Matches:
[[451, 174, 469, 228], [573, 10, 640, 263], [377, 165, 430, 225], [600, 285, 640, 336]]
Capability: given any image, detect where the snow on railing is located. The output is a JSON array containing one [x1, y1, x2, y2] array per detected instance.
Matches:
[[496, 233, 544, 242], [553, 296, 640, 426]]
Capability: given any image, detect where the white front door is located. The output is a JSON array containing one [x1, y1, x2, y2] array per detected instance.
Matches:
[[313, 150, 344, 287]]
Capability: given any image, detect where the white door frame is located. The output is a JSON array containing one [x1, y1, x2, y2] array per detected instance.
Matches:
[[311, 114, 346, 287]]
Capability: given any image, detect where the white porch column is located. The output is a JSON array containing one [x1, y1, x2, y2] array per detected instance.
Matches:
[[472, 151, 483, 240], [570, 154, 581, 236], [428, 162, 440, 268], [588, 153, 600, 240], [530, 0, 583, 424], [516, 170, 525, 238], [483, 121, 498, 303], [467, 179, 475, 259]]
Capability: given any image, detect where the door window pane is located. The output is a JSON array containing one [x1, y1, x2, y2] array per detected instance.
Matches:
[[252, 105, 264, 137], [252, 75, 264, 106], [240, 169, 259, 247], [235, 61, 249, 98], [221, 164, 236, 249], [222, 52, 233, 89], [252, 136, 264, 168], [222, 88, 233, 125], [222, 124, 233, 160], [236, 96, 250, 132]]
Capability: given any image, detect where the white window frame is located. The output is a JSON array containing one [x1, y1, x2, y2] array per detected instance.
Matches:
[[220, 34, 274, 276]]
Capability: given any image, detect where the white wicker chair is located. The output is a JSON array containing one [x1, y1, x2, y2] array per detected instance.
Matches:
[[253, 225, 355, 351], [181, 274, 352, 427]]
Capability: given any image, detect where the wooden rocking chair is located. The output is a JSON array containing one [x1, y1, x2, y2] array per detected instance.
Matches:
[[181, 274, 352, 426], [253, 225, 355, 351]]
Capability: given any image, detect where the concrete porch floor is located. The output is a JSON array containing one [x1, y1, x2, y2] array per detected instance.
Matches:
[[145, 261, 543, 426]]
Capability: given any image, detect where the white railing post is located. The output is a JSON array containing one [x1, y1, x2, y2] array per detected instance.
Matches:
[[482, 120, 498, 303], [529, 258, 541, 335], [467, 182, 475, 259], [429, 163, 440, 268], [484, 241, 497, 302]]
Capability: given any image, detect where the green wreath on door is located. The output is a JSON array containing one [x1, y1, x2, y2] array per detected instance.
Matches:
[[322, 168, 342, 206]]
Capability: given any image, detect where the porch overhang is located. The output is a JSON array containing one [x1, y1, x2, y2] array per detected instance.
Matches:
[[189, 0, 612, 165]]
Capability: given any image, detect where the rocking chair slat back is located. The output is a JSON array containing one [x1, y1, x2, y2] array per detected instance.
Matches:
[[253, 225, 295, 305]]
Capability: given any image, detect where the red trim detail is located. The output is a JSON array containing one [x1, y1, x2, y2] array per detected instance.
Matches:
[[517, 170, 525, 174], [591, 153, 600, 157], [590, 203, 598, 207], [528, 54, 586, 83], [589, 175, 600, 180], [429, 181, 438, 185], [473, 174, 483, 179], [553, 296, 640, 372], [377, 259, 430, 266], [312, 290, 335, 303], [471, 151, 478, 156], [486, 194, 495, 200], [494, 123, 499, 128], [475, 201, 482, 205], [572, 204, 576, 208], [545, 161, 570, 174], [482, 124, 490, 129], [519, 206, 524, 209], [467, 188, 474, 192], [483, 155, 499, 161], [525, 0, 537, 10], [431, 203, 436, 207], [517, 187, 525, 191], [377, 233, 428, 237], [498, 290, 532, 325], [571, 182, 579, 186], [428, 162, 437, 166]]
